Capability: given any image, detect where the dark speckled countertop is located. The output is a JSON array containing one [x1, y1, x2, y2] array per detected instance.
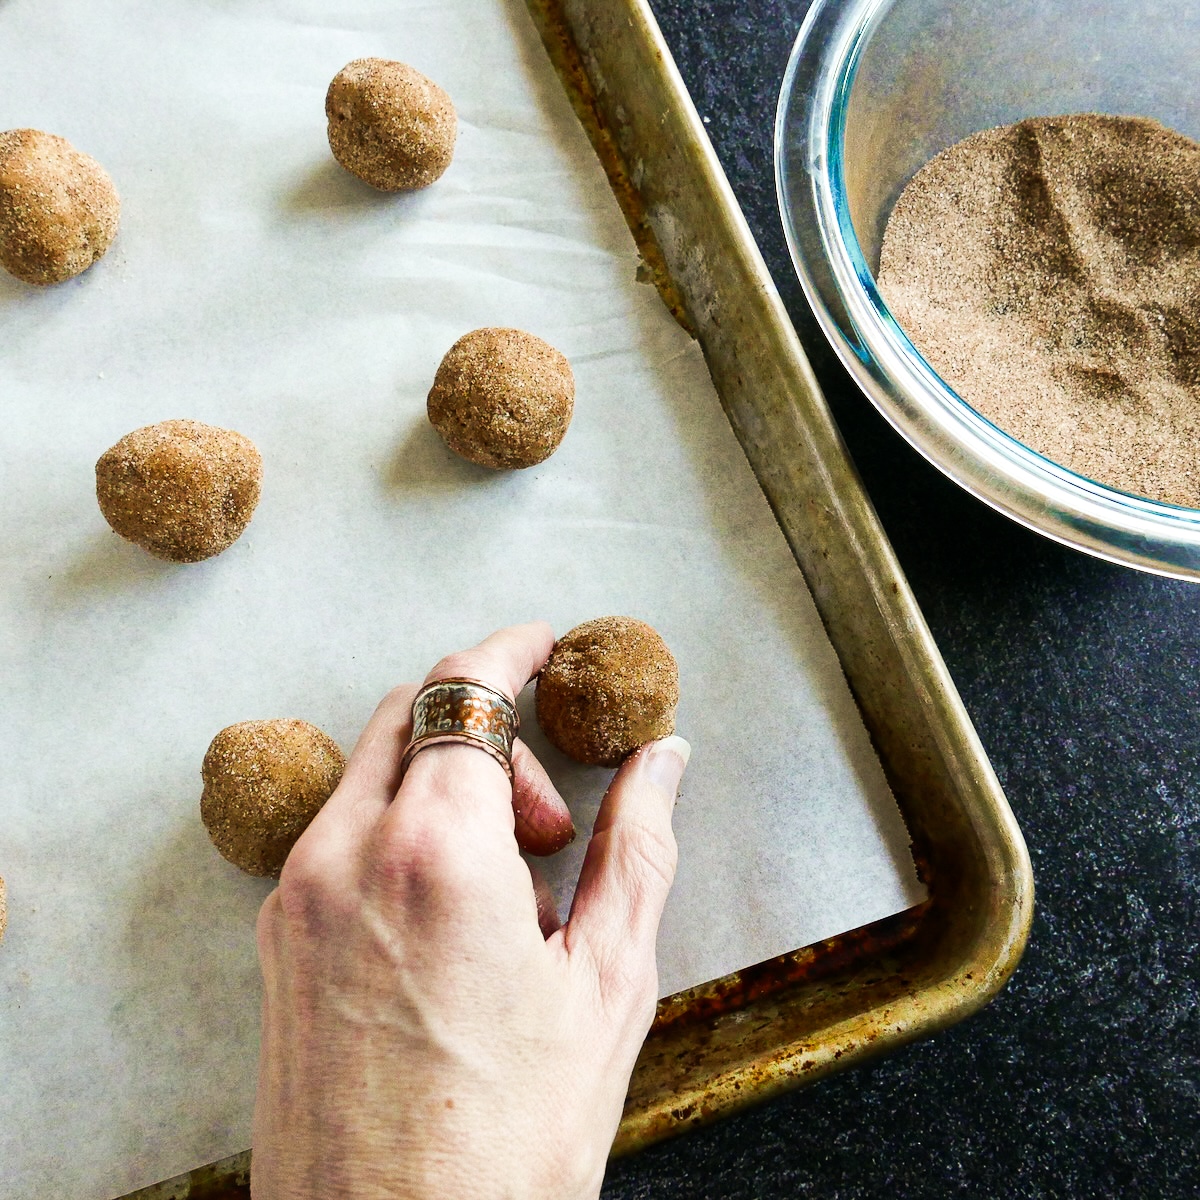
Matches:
[[601, 2, 1200, 1197]]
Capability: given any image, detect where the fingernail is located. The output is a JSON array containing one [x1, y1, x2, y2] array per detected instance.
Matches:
[[644, 734, 691, 794]]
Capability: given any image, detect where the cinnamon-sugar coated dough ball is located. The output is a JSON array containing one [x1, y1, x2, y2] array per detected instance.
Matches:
[[201, 720, 346, 878], [0, 129, 119, 285], [326, 57, 456, 191], [95, 420, 262, 563], [427, 327, 575, 469], [536, 617, 679, 767]]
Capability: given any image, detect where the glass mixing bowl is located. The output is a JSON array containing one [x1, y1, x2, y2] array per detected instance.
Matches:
[[775, 0, 1200, 579]]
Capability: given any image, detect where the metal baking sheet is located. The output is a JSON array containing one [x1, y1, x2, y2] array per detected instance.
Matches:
[[536, 0, 1033, 1152], [122, 1, 1034, 1192]]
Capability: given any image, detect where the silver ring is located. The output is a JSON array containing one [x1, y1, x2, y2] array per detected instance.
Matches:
[[400, 677, 519, 782]]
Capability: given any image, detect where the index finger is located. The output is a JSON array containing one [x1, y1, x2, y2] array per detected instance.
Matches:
[[298, 623, 557, 858], [421, 621, 555, 703], [386, 621, 556, 834]]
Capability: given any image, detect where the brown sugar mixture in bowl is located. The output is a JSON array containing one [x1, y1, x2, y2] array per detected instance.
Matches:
[[536, 616, 679, 767], [0, 128, 119, 285], [878, 114, 1200, 507], [95, 419, 262, 563], [200, 719, 345, 877]]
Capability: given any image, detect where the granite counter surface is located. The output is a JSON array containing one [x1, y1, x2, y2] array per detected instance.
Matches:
[[601, 2, 1200, 1196]]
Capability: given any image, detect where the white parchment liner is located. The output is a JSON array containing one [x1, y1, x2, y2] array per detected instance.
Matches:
[[0, 0, 923, 1194]]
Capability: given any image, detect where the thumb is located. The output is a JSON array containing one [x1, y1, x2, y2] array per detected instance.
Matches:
[[565, 735, 690, 1010]]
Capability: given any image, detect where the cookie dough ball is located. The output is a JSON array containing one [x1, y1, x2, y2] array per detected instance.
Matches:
[[95, 419, 262, 563], [427, 327, 574, 469], [201, 719, 346, 877], [326, 57, 456, 191], [536, 617, 679, 767], [0, 129, 119, 285]]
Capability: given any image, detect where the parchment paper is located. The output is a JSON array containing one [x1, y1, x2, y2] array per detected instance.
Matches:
[[0, 1, 923, 1195]]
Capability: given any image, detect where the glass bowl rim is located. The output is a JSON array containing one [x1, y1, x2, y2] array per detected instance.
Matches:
[[774, 0, 1200, 580]]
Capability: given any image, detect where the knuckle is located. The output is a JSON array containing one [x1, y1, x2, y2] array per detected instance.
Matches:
[[274, 840, 345, 937], [366, 815, 483, 911], [426, 650, 511, 698], [255, 889, 283, 959], [536, 1140, 608, 1200], [589, 940, 659, 1024], [626, 975, 661, 1030], [382, 683, 414, 707], [428, 650, 480, 682], [617, 818, 679, 896], [277, 834, 329, 893], [376, 684, 417, 721]]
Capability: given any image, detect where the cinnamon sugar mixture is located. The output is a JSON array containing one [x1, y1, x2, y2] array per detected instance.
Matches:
[[0, 128, 119, 285], [326, 57, 456, 191], [878, 114, 1200, 507], [200, 719, 345, 878], [427, 327, 574, 469], [536, 616, 678, 767], [95, 419, 262, 563]]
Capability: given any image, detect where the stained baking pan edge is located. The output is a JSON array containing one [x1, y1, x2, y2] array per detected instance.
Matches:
[[531, 0, 1034, 1156], [121, 0, 1033, 1193]]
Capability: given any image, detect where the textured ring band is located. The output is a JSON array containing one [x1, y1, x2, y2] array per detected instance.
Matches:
[[400, 677, 520, 782]]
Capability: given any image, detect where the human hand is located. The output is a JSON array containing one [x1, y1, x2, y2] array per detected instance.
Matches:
[[252, 621, 690, 1200]]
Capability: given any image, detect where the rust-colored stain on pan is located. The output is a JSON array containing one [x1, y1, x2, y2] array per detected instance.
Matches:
[[525, 0, 694, 335], [527, 0, 1030, 1158], [653, 899, 931, 1031]]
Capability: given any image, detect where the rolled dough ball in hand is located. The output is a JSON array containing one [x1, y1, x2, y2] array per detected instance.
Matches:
[[326, 57, 456, 191], [536, 617, 679, 767], [201, 719, 346, 878], [427, 327, 574, 469], [0, 128, 119, 285], [95, 420, 262, 563]]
